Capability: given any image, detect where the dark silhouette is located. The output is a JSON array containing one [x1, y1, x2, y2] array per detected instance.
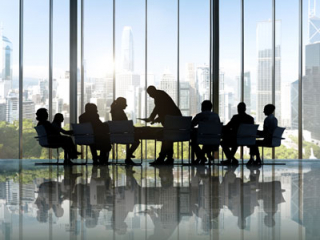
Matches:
[[145, 85, 182, 165], [79, 103, 111, 164], [34, 164, 285, 234], [191, 100, 220, 164], [249, 104, 278, 165], [220, 102, 254, 165], [110, 97, 140, 165], [52, 113, 80, 159], [36, 108, 77, 164]]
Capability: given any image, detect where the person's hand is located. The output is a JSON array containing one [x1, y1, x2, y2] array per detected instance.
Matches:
[[144, 117, 152, 123], [151, 118, 160, 125]]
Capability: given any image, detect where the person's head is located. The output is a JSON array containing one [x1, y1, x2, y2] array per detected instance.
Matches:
[[238, 218, 247, 229], [53, 204, 64, 218], [36, 108, 48, 122], [116, 97, 127, 109], [85, 103, 98, 114], [237, 102, 246, 114], [53, 113, 64, 123], [201, 100, 212, 112], [85, 103, 92, 112], [146, 85, 157, 98], [264, 214, 275, 227], [263, 104, 275, 116]]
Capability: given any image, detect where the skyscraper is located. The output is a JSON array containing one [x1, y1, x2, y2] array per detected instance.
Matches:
[[236, 71, 251, 114], [291, 80, 298, 130], [256, 20, 281, 123], [121, 26, 134, 72], [308, 0, 320, 43], [160, 69, 177, 104]]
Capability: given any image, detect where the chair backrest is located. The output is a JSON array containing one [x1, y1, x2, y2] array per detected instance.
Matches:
[[108, 120, 135, 144], [71, 123, 95, 145], [236, 124, 259, 146], [271, 127, 285, 147], [34, 125, 49, 146], [197, 121, 222, 145], [163, 116, 192, 142]]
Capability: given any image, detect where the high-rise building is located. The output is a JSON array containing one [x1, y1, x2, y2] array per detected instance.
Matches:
[[308, 0, 320, 43], [6, 91, 18, 123], [0, 26, 12, 81], [179, 81, 190, 116], [0, 102, 6, 121], [23, 100, 35, 121], [303, 66, 320, 140], [291, 80, 298, 130], [196, 65, 210, 111], [121, 26, 134, 72], [256, 20, 281, 124], [236, 71, 251, 114], [185, 63, 197, 116], [160, 70, 177, 104], [303, 42, 320, 140]]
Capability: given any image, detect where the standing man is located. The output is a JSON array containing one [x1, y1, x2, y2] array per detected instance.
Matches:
[[145, 85, 182, 165]]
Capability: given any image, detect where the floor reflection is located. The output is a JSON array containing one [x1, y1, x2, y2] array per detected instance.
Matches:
[[0, 160, 317, 239]]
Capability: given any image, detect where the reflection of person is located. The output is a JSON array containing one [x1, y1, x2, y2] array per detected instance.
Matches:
[[249, 104, 278, 165], [110, 97, 140, 166], [79, 103, 111, 164], [145, 86, 182, 165], [258, 180, 285, 228], [191, 100, 220, 164], [147, 166, 179, 240], [36, 108, 77, 164], [220, 102, 254, 165]]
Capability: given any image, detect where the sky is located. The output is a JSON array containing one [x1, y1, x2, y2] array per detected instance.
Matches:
[[0, 0, 317, 87]]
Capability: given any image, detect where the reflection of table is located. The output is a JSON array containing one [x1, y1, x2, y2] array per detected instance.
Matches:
[[135, 127, 163, 161]]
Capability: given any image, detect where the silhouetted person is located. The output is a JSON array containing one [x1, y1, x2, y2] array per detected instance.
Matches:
[[79, 103, 111, 164], [52, 113, 80, 160], [191, 100, 220, 164], [249, 104, 278, 165], [36, 108, 76, 164], [220, 102, 254, 165], [110, 97, 140, 166], [145, 86, 182, 165]]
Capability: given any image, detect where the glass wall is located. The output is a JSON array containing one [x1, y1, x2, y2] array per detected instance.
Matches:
[[275, 0, 299, 159], [83, 0, 113, 122], [0, 0, 315, 160], [0, 1, 20, 159], [148, 0, 178, 109], [220, 0, 241, 124], [302, 0, 320, 159], [180, 0, 210, 117], [23, 0, 49, 159]]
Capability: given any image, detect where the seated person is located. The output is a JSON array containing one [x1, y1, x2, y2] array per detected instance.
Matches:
[[79, 103, 111, 165], [52, 113, 80, 159], [221, 102, 254, 165], [249, 104, 278, 165], [110, 97, 140, 166], [36, 108, 76, 164], [191, 100, 220, 164]]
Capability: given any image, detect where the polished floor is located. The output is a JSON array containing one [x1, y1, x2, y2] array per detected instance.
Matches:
[[0, 159, 317, 240]]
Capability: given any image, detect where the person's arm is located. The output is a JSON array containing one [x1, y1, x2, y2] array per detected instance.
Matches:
[[146, 105, 158, 123], [60, 128, 73, 135], [191, 114, 200, 128]]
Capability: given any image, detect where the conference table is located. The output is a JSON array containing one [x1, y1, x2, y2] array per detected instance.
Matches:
[[135, 126, 163, 162]]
